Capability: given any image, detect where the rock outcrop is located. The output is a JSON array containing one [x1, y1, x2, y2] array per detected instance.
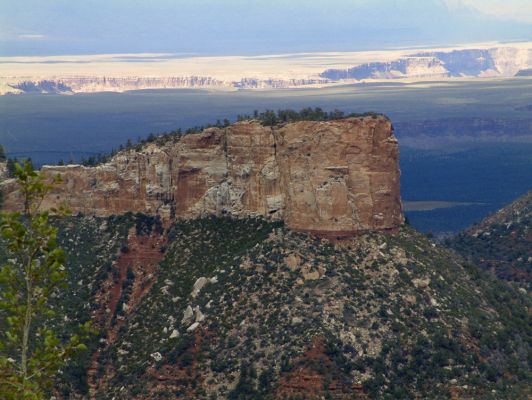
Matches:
[[1, 116, 403, 235]]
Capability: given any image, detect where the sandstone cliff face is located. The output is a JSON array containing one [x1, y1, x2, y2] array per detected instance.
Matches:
[[1, 117, 403, 234]]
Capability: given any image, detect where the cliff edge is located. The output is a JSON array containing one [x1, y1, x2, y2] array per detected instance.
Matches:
[[1, 116, 403, 235]]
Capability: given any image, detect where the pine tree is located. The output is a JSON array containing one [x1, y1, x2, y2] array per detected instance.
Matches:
[[0, 161, 90, 399]]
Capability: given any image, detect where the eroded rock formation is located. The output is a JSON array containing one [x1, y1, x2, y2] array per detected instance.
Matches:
[[1, 117, 403, 235]]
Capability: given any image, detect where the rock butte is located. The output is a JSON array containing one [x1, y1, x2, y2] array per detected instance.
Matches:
[[1, 117, 403, 236]]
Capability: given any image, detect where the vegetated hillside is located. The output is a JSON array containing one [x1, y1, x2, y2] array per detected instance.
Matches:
[[40, 215, 530, 399], [41, 214, 135, 397], [0, 213, 135, 397], [447, 191, 531, 290]]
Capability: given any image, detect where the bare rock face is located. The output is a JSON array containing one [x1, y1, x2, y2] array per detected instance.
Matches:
[[1, 117, 403, 234]]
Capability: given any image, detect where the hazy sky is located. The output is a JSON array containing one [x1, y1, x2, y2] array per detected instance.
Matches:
[[1, 0, 531, 56], [450, 0, 532, 23]]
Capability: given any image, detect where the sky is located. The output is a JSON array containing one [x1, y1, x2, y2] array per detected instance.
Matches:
[[0, 0, 531, 56], [449, 0, 532, 23]]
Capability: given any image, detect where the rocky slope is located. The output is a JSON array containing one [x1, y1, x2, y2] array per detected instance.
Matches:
[[447, 191, 531, 290], [43, 214, 531, 399], [0, 116, 403, 236]]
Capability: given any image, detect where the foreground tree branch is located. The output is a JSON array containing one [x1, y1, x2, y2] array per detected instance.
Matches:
[[0, 161, 91, 399]]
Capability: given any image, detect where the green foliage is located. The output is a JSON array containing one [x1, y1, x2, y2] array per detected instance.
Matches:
[[135, 213, 163, 236], [6, 158, 18, 178], [228, 363, 259, 400], [0, 161, 91, 399], [237, 107, 385, 126]]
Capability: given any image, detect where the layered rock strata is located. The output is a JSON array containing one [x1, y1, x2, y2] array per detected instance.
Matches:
[[1, 117, 403, 235]]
